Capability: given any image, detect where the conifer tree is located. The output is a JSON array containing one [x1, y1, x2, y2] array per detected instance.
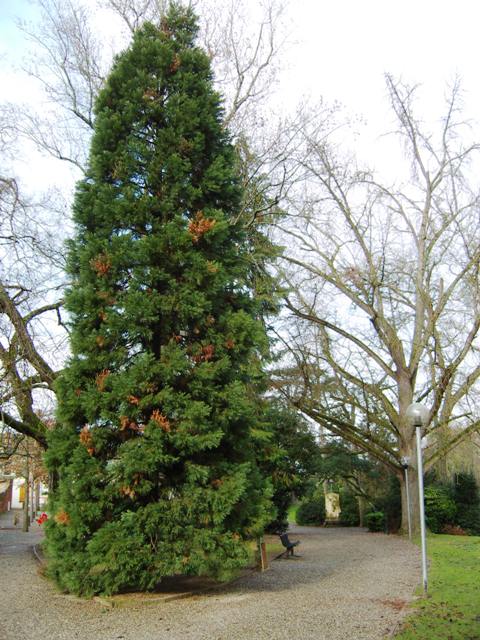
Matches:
[[45, 3, 274, 596]]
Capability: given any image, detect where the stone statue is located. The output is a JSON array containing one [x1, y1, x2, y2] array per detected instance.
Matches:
[[325, 492, 341, 522]]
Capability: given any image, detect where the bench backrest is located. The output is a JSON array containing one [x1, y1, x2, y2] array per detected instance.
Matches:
[[279, 533, 291, 548]]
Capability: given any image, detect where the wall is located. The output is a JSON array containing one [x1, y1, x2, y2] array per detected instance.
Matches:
[[0, 478, 13, 512]]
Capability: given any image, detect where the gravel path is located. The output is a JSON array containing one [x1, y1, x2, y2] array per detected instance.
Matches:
[[0, 524, 421, 640]]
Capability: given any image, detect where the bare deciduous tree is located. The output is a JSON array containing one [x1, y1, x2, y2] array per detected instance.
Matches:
[[15, 0, 107, 171], [276, 75, 480, 533], [0, 110, 66, 448]]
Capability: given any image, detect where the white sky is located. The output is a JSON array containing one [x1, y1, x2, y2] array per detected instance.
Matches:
[[284, 0, 478, 108], [280, 0, 480, 175], [1, 0, 480, 188]]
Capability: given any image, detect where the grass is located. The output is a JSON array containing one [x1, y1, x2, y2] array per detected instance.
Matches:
[[247, 535, 284, 564], [394, 533, 480, 639], [263, 535, 285, 559], [287, 503, 298, 524]]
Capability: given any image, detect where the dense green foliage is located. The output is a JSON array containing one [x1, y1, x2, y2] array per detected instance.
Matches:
[[45, 4, 274, 596], [394, 534, 480, 639], [364, 511, 385, 532], [424, 485, 457, 534], [338, 489, 360, 526], [452, 472, 479, 505], [452, 473, 480, 535], [296, 496, 326, 526], [314, 442, 373, 485], [259, 402, 318, 532], [424, 472, 480, 535]]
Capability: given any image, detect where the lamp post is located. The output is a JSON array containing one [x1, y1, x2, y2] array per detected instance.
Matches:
[[400, 456, 412, 540], [405, 402, 429, 594]]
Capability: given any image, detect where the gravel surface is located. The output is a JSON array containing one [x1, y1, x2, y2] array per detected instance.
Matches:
[[0, 523, 421, 640]]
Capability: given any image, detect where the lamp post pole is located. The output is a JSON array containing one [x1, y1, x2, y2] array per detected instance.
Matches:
[[415, 420, 428, 594], [406, 402, 429, 595], [401, 457, 412, 540]]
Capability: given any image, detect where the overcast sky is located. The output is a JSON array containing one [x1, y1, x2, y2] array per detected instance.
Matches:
[[285, 0, 478, 108], [1, 0, 479, 188], [2, 1, 478, 108]]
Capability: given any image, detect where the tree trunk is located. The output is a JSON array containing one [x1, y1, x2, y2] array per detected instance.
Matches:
[[434, 425, 451, 482], [357, 496, 366, 527], [399, 438, 422, 536], [22, 477, 29, 533], [30, 474, 36, 522]]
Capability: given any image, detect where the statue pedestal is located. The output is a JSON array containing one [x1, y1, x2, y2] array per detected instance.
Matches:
[[324, 518, 342, 527]]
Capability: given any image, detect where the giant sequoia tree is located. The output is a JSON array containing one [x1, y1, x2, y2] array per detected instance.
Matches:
[[45, 4, 273, 596]]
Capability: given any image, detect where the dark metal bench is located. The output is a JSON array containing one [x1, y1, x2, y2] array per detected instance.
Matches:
[[279, 533, 300, 557]]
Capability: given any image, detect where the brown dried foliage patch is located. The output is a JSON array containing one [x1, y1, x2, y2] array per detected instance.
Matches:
[[192, 344, 216, 363], [170, 53, 181, 73], [188, 212, 216, 242], [119, 416, 141, 432], [150, 410, 171, 432], [95, 369, 110, 391], [90, 253, 111, 277], [79, 425, 95, 455], [54, 510, 70, 525]]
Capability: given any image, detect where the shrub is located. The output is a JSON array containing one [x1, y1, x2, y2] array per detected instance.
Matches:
[[455, 505, 480, 535], [296, 497, 325, 526], [365, 511, 385, 532], [424, 485, 456, 533], [452, 473, 480, 535], [339, 490, 360, 526], [453, 473, 479, 506]]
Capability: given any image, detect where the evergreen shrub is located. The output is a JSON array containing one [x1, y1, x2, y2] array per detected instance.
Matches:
[[339, 490, 360, 526], [455, 505, 480, 535], [296, 497, 325, 526], [261, 403, 318, 533], [424, 485, 456, 533], [453, 472, 479, 505], [453, 473, 480, 535], [365, 511, 385, 532]]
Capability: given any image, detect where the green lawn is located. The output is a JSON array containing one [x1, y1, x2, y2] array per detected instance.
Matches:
[[395, 534, 480, 639], [287, 503, 298, 524]]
